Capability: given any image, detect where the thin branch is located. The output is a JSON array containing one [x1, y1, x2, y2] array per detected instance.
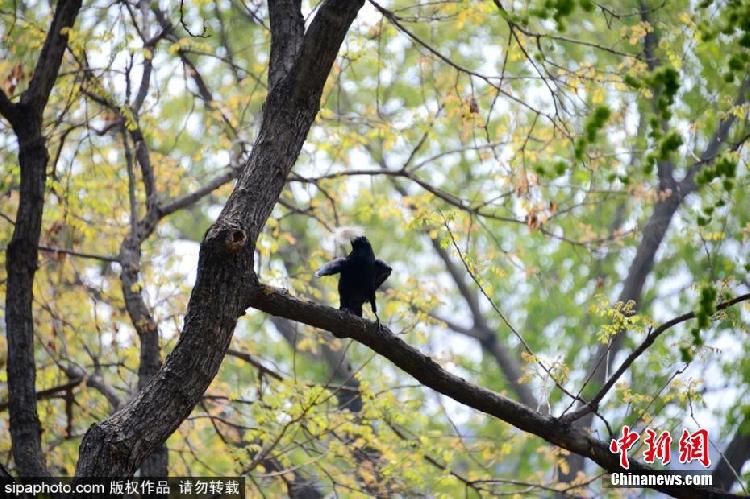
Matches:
[[491, 0, 639, 59], [368, 0, 558, 130], [0, 379, 82, 411], [680, 77, 750, 195], [227, 348, 284, 381], [37, 245, 119, 263], [442, 218, 583, 405], [562, 292, 750, 423], [712, 415, 750, 493], [159, 169, 237, 217]]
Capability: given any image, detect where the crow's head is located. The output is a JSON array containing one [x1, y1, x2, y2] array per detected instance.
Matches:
[[351, 235, 370, 249], [350, 236, 374, 257]]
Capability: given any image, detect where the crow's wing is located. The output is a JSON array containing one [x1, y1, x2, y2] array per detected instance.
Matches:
[[372, 259, 392, 290], [314, 257, 347, 277]]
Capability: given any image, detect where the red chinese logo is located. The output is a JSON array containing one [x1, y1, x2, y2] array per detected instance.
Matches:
[[678, 428, 711, 467], [643, 429, 672, 465], [609, 427, 710, 469], [609, 425, 639, 469]]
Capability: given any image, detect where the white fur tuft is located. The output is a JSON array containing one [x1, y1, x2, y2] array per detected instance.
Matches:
[[333, 226, 364, 244]]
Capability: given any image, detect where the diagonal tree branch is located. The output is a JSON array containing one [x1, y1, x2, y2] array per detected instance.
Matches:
[[429, 240, 539, 409], [20, 0, 81, 116], [248, 285, 724, 498], [74, 0, 367, 477], [159, 169, 237, 217], [563, 293, 750, 423], [37, 245, 119, 263], [268, 0, 304, 91], [680, 76, 750, 195]]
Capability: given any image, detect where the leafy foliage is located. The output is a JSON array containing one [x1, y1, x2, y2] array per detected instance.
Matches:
[[1, 0, 749, 496]]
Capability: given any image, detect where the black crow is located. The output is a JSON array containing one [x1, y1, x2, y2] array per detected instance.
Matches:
[[315, 236, 391, 324]]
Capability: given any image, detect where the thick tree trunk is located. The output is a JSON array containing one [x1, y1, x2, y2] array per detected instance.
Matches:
[[74, 0, 366, 477], [2, 0, 83, 476], [5, 111, 49, 477], [74, 96, 311, 476]]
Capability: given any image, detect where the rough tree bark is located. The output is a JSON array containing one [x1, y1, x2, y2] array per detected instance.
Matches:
[[0, 0, 83, 477]]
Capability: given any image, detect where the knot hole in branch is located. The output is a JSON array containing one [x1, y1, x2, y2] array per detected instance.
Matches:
[[225, 229, 247, 253]]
